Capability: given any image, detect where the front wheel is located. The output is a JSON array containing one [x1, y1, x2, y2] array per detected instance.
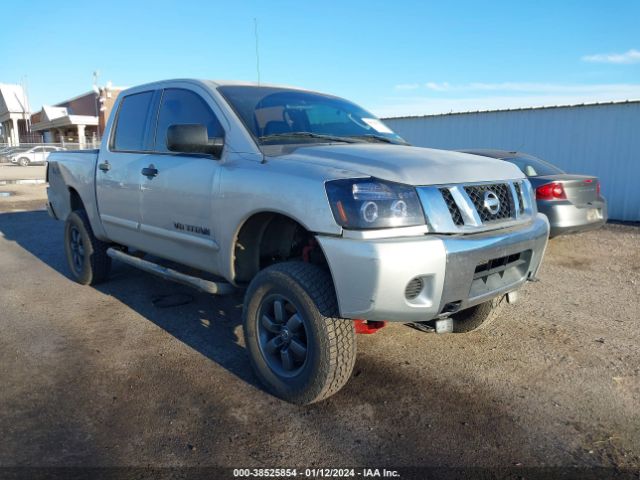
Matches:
[[451, 296, 506, 333], [18, 157, 30, 166], [64, 210, 111, 285], [243, 262, 356, 405]]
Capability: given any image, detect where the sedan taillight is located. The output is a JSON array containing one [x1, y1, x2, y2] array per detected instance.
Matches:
[[536, 182, 566, 200]]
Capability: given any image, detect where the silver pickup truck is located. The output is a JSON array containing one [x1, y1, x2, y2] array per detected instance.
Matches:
[[46, 79, 549, 404]]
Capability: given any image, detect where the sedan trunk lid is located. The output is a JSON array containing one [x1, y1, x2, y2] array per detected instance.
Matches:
[[532, 174, 600, 205]]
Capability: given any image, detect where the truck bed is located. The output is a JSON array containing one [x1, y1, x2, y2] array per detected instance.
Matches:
[[46, 149, 101, 234]]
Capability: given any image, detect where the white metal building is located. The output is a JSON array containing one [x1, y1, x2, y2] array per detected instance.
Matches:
[[383, 101, 640, 221], [0, 83, 31, 145]]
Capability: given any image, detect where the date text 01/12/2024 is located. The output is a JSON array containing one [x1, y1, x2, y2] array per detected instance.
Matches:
[[233, 468, 400, 477]]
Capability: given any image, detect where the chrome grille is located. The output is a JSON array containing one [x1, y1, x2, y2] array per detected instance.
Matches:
[[440, 188, 464, 226], [463, 183, 514, 222], [417, 179, 534, 234]]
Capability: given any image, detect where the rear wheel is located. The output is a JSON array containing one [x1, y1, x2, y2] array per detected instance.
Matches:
[[18, 157, 30, 166], [64, 210, 111, 285], [451, 296, 506, 333], [243, 262, 356, 404]]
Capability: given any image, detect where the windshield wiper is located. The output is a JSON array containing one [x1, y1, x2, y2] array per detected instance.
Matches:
[[346, 134, 409, 145], [258, 132, 361, 144]]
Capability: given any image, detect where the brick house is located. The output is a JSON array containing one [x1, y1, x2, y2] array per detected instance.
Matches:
[[30, 85, 122, 146]]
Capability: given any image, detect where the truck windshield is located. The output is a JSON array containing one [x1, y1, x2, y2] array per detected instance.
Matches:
[[218, 86, 407, 146]]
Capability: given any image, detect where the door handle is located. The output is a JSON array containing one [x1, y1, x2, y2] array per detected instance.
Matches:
[[98, 161, 111, 172], [141, 165, 158, 178]]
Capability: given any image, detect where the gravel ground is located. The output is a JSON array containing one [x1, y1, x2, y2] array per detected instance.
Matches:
[[0, 164, 47, 181], [0, 174, 638, 473], [0, 165, 48, 210]]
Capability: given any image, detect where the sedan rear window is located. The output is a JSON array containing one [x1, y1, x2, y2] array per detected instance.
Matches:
[[504, 155, 564, 177]]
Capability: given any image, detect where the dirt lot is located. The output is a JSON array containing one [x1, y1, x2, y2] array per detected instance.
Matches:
[[0, 165, 48, 211], [0, 165, 638, 473]]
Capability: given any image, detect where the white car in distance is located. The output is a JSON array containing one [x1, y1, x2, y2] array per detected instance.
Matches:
[[11, 146, 66, 166]]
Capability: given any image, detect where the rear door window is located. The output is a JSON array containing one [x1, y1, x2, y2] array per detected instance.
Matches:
[[112, 91, 156, 151], [154, 88, 224, 152]]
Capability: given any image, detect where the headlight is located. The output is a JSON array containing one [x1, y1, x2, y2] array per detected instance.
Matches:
[[521, 178, 538, 213], [325, 178, 425, 229]]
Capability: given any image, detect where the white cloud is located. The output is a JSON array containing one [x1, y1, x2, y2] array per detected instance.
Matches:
[[582, 49, 640, 64], [394, 83, 420, 90], [425, 82, 450, 91], [409, 82, 640, 93]]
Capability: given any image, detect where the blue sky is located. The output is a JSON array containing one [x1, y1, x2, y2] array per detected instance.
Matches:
[[2, 0, 639, 117]]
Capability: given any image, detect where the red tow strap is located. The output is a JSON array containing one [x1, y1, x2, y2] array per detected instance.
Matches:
[[353, 319, 387, 334]]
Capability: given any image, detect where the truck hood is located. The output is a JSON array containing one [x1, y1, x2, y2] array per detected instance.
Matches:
[[275, 144, 524, 185]]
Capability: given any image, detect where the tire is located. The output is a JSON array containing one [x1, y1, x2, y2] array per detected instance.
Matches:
[[451, 295, 506, 333], [18, 157, 30, 166], [243, 262, 356, 405], [64, 210, 111, 285]]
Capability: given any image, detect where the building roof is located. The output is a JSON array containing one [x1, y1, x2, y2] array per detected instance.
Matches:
[[382, 99, 640, 120], [52, 86, 125, 107], [41, 105, 69, 122], [54, 90, 97, 106], [0, 83, 30, 118], [31, 104, 98, 131]]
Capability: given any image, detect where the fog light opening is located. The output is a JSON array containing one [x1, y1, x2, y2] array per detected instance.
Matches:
[[405, 277, 424, 300]]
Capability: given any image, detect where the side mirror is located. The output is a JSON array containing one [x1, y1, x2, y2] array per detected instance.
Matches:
[[166, 124, 224, 158]]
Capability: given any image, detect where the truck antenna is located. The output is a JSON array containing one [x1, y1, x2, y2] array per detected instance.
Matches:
[[254, 18, 267, 164], [254, 18, 261, 86]]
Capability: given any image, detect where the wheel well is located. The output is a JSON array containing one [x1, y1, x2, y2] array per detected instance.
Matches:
[[233, 213, 329, 284], [69, 188, 84, 212]]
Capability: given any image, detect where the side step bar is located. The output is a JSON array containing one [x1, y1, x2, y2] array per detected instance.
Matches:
[[106, 248, 235, 295]]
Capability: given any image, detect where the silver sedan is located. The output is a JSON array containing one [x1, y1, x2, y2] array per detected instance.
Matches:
[[459, 149, 607, 238]]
